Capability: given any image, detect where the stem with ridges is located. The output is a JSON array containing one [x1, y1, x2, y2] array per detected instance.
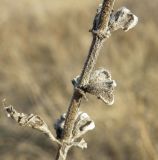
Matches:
[[56, 0, 115, 160]]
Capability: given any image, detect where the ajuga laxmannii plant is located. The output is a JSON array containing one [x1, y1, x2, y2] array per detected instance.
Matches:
[[3, 0, 138, 160]]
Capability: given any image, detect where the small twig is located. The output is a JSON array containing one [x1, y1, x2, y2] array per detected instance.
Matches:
[[3, 104, 61, 145]]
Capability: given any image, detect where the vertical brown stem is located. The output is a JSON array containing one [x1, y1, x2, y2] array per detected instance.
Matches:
[[62, 89, 83, 141], [56, 1, 115, 159]]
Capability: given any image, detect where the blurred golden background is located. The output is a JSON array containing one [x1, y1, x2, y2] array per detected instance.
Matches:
[[0, 0, 158, 159]]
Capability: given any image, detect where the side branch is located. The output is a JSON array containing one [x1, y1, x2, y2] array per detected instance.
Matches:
[[4, 105, 60, 145]]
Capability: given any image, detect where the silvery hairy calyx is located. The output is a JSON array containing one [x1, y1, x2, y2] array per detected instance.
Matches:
[[4, 0, 138, 160]]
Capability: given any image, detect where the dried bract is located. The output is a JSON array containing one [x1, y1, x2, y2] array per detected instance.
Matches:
[[109, 7, 138, 32], [54, 113, 67, 139], [85, 68, 116, 105], [72, 68, 116, 105], [72, 138, 87, 149], [54, 112, 95, 141], [72, 112, 95, 140], [92, 3, 102, 31]]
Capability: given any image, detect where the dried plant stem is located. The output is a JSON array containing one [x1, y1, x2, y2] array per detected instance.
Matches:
[[79, 0, 116, 86], [56, 0, 115, 159], [3, 0, 138, 159]]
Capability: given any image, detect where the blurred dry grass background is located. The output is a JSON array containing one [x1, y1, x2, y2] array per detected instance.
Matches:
[[0, 0, 158, 159]]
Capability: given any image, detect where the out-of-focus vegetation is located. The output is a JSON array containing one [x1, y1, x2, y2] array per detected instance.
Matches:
[[0, 0, 158, 159]]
